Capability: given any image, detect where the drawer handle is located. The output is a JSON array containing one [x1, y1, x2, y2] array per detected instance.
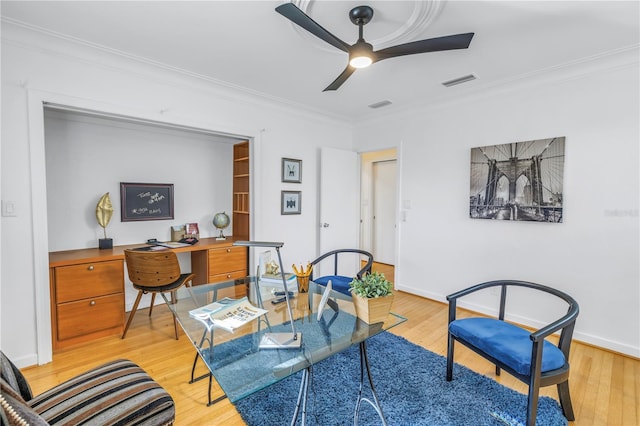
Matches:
[[226, 248, 231, 253], [227, 274, 231, 278], [89, 300, 96, 306], [88, 265, 94, 271]]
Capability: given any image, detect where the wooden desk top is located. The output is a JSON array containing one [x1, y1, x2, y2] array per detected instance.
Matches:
[[49, 237, 242, 267]]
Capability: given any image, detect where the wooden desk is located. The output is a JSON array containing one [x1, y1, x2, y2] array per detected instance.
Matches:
[[49, 238, 248, 350]]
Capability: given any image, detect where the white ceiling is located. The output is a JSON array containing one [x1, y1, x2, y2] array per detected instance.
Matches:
[[2, 1, 639, 122]]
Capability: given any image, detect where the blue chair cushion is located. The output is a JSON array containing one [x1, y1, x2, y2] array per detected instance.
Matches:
[[314, 275, 352, 295], [449, 318, 566, 376]]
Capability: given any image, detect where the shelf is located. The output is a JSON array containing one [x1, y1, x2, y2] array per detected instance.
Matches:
[[233, 141, 250, 241]]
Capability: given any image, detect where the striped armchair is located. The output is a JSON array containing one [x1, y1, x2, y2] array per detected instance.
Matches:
[[1, 351, 174, 426]]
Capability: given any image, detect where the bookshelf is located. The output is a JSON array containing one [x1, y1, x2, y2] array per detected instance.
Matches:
[[233, 141, 250, 240]]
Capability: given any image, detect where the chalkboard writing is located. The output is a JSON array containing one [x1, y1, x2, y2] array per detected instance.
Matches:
[[120, 182, 174, 222]]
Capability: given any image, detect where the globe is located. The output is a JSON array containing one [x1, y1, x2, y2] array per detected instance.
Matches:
[[213, 212, 230, 240]]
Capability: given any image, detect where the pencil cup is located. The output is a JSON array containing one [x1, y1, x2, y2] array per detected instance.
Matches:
[[296, 275, 310, 293]]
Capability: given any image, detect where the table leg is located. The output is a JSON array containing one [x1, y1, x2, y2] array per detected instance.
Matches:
[[188, 327, 228, 406], [290, 366, 311, 426], [189, 352, 228, 406], [354, 341, 387, 426]]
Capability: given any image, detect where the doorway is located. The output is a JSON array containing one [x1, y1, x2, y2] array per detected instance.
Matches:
[[372, 160, 397, 264], [360, 149, 398, 281]]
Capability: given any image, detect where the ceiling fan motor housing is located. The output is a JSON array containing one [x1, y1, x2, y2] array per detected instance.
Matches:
[[349, 5, 374, 26]]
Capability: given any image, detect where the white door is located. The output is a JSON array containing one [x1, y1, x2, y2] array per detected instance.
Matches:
[[319, 147, 359, 276], [372, 160, 397, 264]]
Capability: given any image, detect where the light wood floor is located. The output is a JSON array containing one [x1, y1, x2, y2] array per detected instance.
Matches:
[[22, 290, 638, 425]]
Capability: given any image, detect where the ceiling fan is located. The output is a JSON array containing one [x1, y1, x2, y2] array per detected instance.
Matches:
[[275, 3, 475, 91]]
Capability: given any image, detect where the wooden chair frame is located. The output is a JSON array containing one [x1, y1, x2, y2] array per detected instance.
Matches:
[[446, 280, 579, 426], [123, 250, 195, 339]]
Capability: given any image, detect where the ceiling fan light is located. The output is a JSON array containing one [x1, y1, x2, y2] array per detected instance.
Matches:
[[349, 55, 373, 68], [349, 41, 374, 68]]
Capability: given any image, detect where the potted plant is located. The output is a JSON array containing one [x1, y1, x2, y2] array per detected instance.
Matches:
[[349, 271, 394, 324]]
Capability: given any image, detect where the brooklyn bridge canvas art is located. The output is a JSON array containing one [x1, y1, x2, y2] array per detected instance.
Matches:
[[470, 137, 565, 222]]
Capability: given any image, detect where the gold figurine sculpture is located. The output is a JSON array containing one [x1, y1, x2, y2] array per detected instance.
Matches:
[[96, 192, 114, 249]]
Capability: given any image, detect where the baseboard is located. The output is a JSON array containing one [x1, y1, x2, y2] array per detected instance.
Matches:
[[395, 283, 447, 304], [571, 331, 640, 359], [11, 353, 39, 369]]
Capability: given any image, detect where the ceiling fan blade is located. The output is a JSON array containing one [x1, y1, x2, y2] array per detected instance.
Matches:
[[374, 33, 475, 61], [276, 3, 350, 53], [323, 66, 357, 91]]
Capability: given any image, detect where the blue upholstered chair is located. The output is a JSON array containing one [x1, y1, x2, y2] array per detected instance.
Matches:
[[0, 351, 175, 425], [446, 280, 579, 426], [310, 249, 373, 295]]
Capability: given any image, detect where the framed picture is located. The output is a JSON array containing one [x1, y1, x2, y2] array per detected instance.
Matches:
[[120, 182, 174, 222], [282, 158, 302, 183], [469, 136, 565, 223], [281, 191, 301, 215]]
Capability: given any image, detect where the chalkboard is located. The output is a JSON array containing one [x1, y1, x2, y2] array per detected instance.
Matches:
[[120, 182, 174, 221]]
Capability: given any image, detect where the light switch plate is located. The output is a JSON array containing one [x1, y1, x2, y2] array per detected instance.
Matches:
[[1, 200, 17, 217]]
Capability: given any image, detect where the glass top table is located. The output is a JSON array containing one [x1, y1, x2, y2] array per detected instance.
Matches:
[[162, 277, 406, 424]]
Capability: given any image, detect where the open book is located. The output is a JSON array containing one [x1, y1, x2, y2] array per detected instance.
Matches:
[[209, 297, 267, 332], [189, 297, 238, 319], [189, 297, 267, 332]]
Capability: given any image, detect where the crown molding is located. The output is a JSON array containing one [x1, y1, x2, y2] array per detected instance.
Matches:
[[1, 17, 351, 126]]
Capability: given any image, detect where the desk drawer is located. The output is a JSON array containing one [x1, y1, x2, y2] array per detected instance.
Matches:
[[208, 270, 247, 284], [56, 293, 124, 341], [55, 260, 123, 303], [208, 246, 247, 275]]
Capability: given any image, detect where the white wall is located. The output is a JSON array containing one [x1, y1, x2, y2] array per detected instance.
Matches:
[[1, 23, 352, 366], [44, 109, 236, 251], [353, 55, 640, 357]]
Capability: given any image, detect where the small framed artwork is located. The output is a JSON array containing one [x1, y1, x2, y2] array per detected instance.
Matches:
[[120, 182, 174, 221], [282, 158, 302, 183], [281, 191, 301, 215]]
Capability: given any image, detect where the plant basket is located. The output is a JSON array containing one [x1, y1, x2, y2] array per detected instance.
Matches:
[[352, 293, 394, 324]]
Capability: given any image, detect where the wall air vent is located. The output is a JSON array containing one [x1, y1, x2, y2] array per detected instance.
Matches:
[[368, 100, 393, 109], [442, 74, 477, 87]]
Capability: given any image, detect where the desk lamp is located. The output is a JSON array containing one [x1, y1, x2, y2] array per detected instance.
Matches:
[[233, 241, 301, 349]]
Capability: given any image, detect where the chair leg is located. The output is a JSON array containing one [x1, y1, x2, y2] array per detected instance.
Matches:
[[122, 291, 144, 339], [526, 381, 541, 426], [148, 293, 156, 317], [171, 291, 179, 340], [446, 333, 455, 381], [557, 380, 575, 421]]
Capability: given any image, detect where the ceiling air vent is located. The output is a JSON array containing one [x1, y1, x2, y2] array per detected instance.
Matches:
[[442, 74, 477, 87], [368, 100, 393, 109]]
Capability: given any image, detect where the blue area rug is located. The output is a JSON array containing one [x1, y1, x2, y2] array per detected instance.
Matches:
[[234, 332, 566, 426]]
